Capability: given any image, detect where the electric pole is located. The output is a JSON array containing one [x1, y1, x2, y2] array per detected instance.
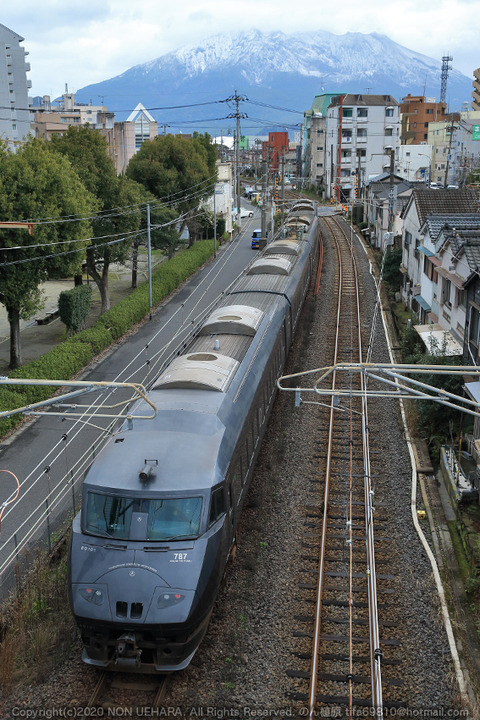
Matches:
[[261, 158, 268, 245], [224, 91, 248, 231]]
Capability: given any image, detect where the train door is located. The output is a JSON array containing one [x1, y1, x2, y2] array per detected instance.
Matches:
[[209, 483, 233, 565]]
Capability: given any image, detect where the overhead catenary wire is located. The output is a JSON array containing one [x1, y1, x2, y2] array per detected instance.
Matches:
[[0, 227, 255, 575]]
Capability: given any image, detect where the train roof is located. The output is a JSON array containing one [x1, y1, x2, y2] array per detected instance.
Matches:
[[82, 206, 318, 496]]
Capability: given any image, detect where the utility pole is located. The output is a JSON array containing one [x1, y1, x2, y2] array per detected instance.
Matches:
[[261, 158, 268, 245], [444, 117, 456, 187], [224, 91, 248, 231], [387, 148, 396, 239]]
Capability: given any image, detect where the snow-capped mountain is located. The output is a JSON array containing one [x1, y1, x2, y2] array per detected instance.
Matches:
[[74, 29, 472, 129]]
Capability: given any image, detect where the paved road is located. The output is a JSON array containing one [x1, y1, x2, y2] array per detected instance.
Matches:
[[0, 212, 261, 598]]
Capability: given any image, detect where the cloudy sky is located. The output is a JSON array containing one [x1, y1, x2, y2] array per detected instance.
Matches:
[[3, 0, 479, 99]]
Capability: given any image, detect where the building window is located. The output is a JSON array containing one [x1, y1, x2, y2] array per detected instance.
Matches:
[[456, 288, 466, 308], [385, 108, 394, 117], [357, 148, 366, 157], [469, 306, 480, 347], [343, 108, 353, 117], [317, 129, 324, 134], [423, 257, 438, 282], [385, 128, 393, 136], [357, 128, 367, 138], [405, 230, 412, 246], [442, 278, 452, 307], [357, 108, 368, 118]]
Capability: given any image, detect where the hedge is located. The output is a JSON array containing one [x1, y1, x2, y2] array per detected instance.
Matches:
[[0, 239, 215, 436]]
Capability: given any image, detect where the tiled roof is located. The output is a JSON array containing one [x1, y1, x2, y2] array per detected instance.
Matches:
[[373, 181, 413, 200], [422, 214, 480, 241], [338, 94, 399, 107], [446, 229, 480, 271], [414, 189, 480, 226]]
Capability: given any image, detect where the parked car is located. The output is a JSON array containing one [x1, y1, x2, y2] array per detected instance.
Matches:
[[240, 208, 254, 218], [251, 228, 262, 249]]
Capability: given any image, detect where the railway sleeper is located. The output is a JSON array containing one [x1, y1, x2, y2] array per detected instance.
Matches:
[[295, 614, 398, 631], [295, 651, 401, 666], [286, 692, 407, 709], [325, 569, 395, 580]]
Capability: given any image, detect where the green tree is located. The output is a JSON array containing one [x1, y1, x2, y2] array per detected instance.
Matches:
[[403, 333, 465, 457], [383, 247, 403, 291], [50, 126, 142, 312], [126, 132, 217, 246], [0, 138, 97, 369]]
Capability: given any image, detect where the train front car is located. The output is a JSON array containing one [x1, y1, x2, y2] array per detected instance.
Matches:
[[68, 398, 232, 672], [68, 201, 319, 673]]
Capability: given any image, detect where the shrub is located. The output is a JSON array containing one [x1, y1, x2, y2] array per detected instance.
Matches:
[[0, 239, 215, 435], [58, 285, 93, 334]]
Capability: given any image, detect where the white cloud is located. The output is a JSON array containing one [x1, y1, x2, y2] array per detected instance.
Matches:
[[2, 0, 478, 97]]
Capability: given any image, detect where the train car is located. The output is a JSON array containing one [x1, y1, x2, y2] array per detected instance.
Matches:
[[68, 201, 320, 673]]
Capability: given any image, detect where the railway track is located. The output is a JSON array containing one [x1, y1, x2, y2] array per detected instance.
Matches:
[[87, 671, 169, 713], [286, 215, 405, 717]]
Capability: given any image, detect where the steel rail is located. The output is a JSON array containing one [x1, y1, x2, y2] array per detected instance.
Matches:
[[347, 228, 384, 715], [308, 220, 344, 718]]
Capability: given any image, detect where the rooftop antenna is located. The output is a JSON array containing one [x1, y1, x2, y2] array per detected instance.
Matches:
[[440, 55, 453, 103]]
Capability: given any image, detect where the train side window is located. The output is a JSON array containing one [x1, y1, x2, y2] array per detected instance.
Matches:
[[209, 486, 226, 525]]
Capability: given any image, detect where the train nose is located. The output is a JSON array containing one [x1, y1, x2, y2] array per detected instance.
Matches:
[[95, 565, 198, 624]]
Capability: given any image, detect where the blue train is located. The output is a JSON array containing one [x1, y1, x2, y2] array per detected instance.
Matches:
[[68, 201, 320, 672]]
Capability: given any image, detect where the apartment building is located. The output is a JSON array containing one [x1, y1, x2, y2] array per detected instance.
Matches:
[[324, 94, 400, 201], [33, 92, 114, 141], [0, 24, 32, 149], [302, 93, 340, 190], [473, 68, 480, 111], [427, 119, 459, 186], [400, 94, 447, 145]]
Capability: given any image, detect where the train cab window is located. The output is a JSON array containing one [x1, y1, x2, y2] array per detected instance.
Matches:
[[85, 492, 134, 539], [147, 497, 202, 540], [209, 487, 226, 525], [84, 491, 202, 541]]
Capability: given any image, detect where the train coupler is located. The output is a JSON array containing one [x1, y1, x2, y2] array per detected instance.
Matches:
[[115, 632, 142, 669]]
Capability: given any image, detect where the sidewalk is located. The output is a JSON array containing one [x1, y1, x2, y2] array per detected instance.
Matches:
[[0, 253, 160, 374]]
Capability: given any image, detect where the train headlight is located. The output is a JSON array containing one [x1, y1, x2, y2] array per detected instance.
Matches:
[[79, 587, 105, 606], [157, 592, 184, 609]]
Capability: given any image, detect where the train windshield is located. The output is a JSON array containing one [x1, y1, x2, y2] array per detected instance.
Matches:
[[84, 492, 203, 540]]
